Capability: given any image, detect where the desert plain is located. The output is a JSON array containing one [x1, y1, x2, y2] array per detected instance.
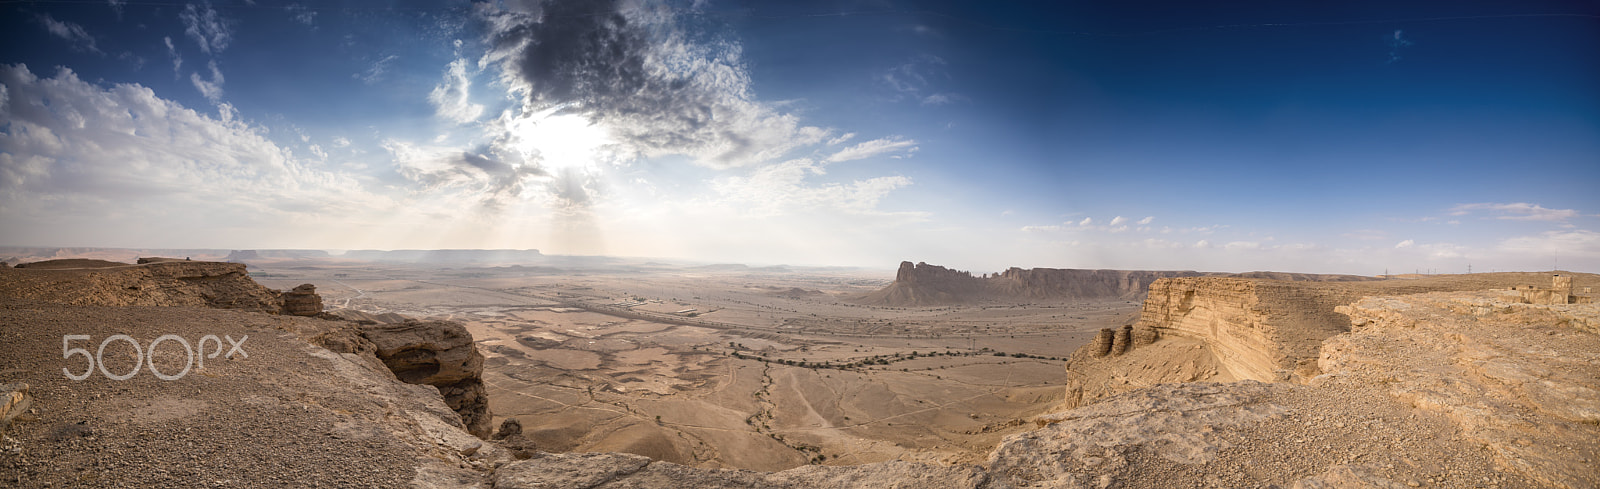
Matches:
[[249, 259, 1134, 471]]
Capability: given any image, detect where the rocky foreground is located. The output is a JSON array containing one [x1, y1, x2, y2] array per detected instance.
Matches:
[[2, 261, 1597, 488]]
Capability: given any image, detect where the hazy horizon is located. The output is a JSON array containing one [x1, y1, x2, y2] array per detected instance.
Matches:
[[3, 1, 1597, 275]]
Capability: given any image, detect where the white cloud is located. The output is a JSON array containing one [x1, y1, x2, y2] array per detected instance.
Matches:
[[0, 64, 378, 232], [826, 132, 856, 146], [1449, 202, 1580, 221], [1109, 216, 1127, 226], [1395, 239, 1414, 249], [180, 1, 232, 55], [1225, 241, 1261, 251], [429, 58, 485, 124], [1079, 217, 1093, 226], [332, 137, 351, 147], [1137, 216, 1154, 225], [189, 60, 225, 103], [286, 3, 317, 26], [1497, 230, 1600, 258], [824, 137, 917, 163], [708, 159, 913, 218], [162, 36, 183, 76], [880, 55, 959, 105], [355, 55, 399, 85], [37, 14, 101, 54], [921, 93, 964, 106]]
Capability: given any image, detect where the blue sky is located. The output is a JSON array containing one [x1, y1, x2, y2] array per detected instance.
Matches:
[[2, 0, 1597, 274]]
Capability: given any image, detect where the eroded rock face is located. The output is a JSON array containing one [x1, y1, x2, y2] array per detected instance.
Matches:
[[281, 284, 323, 316], [360, 320, 493, 438], [1131, 277, 1366, 382], [861, 262, 1214, 306]]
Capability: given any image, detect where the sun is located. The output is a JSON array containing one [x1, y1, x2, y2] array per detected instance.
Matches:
[[506, 107, 616, 173]]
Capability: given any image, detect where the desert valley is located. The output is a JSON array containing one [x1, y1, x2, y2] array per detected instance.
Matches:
[[2, 248, 1596, 488]]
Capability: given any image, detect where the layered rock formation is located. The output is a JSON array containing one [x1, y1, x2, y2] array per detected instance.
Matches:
[[281, 283, 324, 316], [859, 261, 1378, 306], [360, 320, 493, 438]]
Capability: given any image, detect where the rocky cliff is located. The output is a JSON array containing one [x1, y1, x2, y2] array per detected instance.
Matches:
[[859, 261, 1378, 306], [1128, 277, 1364, 382], [0, 274, 499, 487], [858, 261, 1212, 306], [358, 320, 493, 438], [0, 259, 332, 317], [1060, 272, 1600, 403]]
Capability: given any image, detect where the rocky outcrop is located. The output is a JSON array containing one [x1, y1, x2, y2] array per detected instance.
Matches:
[[281, 283, 324, 316], [1128, 277, 1365, 382], [360, 320, 493, 438], [0, 260, 285, 312], [0, 260, 338, 318], [0, 300, 498, 487], [1320, 291, 1600, 488], [858, 261, 1379, 306], [1089, 328, 1114, 357]]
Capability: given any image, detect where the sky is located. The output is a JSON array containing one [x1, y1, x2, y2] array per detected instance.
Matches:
[[1, 0, 1597, 274]]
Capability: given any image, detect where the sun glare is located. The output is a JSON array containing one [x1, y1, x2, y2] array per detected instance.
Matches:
[[508, 108, 615, 173]]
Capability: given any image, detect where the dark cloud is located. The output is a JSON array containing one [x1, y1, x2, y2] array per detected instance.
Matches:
[[389, 142, 547, 211], [480, 0, 826, 169]]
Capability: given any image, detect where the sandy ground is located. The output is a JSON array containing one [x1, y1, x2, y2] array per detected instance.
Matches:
[[253, 263, 1137, 471]]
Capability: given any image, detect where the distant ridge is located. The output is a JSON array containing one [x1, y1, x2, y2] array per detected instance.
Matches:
[[341, 249, 544, 264], [857, 261, 1379, 306]]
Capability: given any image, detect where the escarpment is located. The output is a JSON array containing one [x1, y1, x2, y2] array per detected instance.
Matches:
[[1, 259, 284, 311], [1062, 271, 1600, 408], [860, 261, 1212, 306], [0, 259, 330, 317], [859, 261, 1379, 306]]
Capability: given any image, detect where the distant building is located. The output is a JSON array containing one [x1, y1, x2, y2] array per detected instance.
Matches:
[[1518, 274, 1593, 304]]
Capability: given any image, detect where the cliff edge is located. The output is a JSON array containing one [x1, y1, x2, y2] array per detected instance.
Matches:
[[858, 261, 1377, 306]]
